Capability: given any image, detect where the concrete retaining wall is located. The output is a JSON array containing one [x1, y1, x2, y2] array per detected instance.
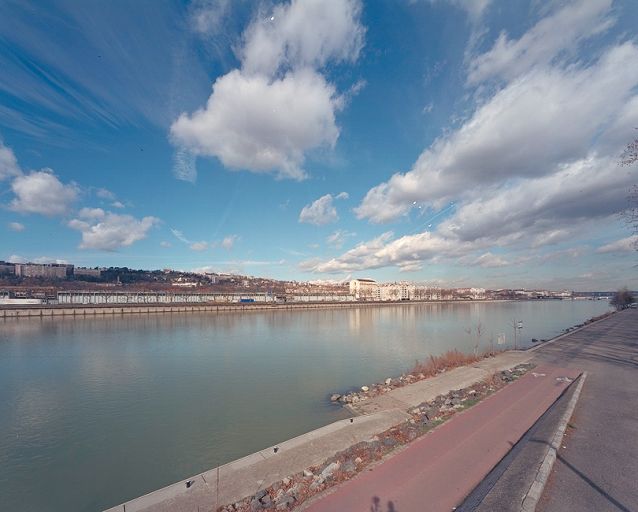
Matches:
[[0, 299, 461, 319]]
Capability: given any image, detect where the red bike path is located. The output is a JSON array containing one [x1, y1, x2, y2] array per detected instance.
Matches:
[[305, 365, 581, 512]]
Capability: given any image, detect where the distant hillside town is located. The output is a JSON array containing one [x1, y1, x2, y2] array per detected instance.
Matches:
[[0, 260, 610, 306]]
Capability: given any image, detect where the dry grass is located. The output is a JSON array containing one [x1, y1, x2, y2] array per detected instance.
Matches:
[[411, 349, 485, 378]]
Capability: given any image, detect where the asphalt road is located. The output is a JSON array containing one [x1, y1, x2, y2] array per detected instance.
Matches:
[[534, 309, 638, 512]]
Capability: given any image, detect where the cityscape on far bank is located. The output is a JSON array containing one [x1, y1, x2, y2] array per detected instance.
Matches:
[[0, 260, 614, 306]]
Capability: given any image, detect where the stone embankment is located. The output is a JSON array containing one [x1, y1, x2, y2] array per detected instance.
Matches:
[[221, 363, 534, 512], [104, 350, 533, 512]]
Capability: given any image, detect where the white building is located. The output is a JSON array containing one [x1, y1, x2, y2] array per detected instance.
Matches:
[[349, 278, 379, 300]]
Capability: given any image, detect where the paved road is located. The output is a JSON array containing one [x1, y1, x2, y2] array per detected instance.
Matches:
[[534, 309, 638, 512], [303, 366, 580, 512]]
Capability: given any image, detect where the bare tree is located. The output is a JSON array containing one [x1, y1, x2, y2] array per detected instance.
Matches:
[[610, 287, 635, 311]]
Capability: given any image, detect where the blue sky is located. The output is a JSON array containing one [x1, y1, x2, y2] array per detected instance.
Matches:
[[1, 0, 637, 290]]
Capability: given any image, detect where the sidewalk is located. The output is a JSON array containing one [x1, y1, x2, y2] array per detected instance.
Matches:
[[304, 366, 581, 512]]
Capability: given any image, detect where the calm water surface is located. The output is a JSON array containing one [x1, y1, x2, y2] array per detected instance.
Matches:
[[0, 300, 610, 511]]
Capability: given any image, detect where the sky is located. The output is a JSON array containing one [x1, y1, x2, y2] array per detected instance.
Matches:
[[1, 0, 637, 291]]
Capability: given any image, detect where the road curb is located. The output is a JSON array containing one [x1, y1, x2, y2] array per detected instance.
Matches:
[[520, 372, 588, 512]]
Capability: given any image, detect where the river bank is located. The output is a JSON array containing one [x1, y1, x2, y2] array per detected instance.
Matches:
[[104, 350, 535, 512]]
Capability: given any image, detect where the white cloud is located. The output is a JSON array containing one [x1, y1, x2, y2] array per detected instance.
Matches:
[[437, 155, 634, 245], [240, 0, 364, 76], [356, 42, 638, 223], [68, 211, 159, 250], [171, 69, 340, 180], [111, 201, 125, 209], [327, 229, 356, 248], [8, 222, 25, 232], [7, 254, 26, 263], [596, 236, 637, 254], [467, 252, 509, 268], [10, 170, 78, 216], [0, 141, 21, 180], [170, 0, 364, 180], [221, 234, 239, 250], [160, 241, 172, 248], [190, 241, 209, 251], [299, 193, 348, 225], [300, 231, 474, 273], [468, 0, 613, 84]]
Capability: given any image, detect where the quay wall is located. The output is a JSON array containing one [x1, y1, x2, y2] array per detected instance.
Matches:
[[0, 299, 472, 319]]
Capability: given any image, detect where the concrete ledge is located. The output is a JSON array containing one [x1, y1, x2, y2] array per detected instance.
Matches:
[[106, 409, 410, 512], [520, 372, 588, 512]]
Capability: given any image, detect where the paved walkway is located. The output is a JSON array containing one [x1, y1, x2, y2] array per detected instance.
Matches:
[[535, 309, 638, 512], [304, 366, 580, 512]]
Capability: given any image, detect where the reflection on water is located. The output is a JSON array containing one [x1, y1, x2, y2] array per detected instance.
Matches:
[[0, 300, 610, 512]]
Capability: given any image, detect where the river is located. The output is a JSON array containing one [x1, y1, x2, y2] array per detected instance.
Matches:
[[0, 299, 610, 511]]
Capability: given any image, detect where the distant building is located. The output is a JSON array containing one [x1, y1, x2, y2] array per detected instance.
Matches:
[[349, 278, 379, 300], [0, 262, 16, 275], [15, 263, 73, 279], [74, 267, 102, 278]]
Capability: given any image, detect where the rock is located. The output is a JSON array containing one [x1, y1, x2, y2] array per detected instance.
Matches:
[[468, 389, 477, 395], [354, 457, 363, 465], [282, 477, 291, 486], [309, 480, 323, 492], [444, 398, 452, 406], [260, 495, 273, 509], [251, 499, 262, 512], [255, 490, 268, 500], [320, 461, 341, 480], [303, 469, 313, 477], [275, 493, 295, 508], [451, 397, 462, 406], [385, 378, 392, 385], [382, 437, 398, 447], [409, 407, 421, 415], [342, 459, 356, 473], [330, 394, 341, 402], [361, 386, 369, 392]]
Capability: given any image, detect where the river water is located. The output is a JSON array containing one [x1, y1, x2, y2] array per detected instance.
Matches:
[[0, 300, 610, 511]]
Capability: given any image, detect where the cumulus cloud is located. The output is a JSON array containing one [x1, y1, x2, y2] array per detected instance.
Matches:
[[170, 0, 364, 180], [0, 141, 21, 180], [300, 231, 474, 273], [596, 235, 638, 254], [357, 43, 638, 223], [305, 154, 636, 273], [8, 222, 25, 232], [299, 192, 348, 225], [10, 170, 78, 216], [68, 209, 158, 250], [240, 0, 364, 76]]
